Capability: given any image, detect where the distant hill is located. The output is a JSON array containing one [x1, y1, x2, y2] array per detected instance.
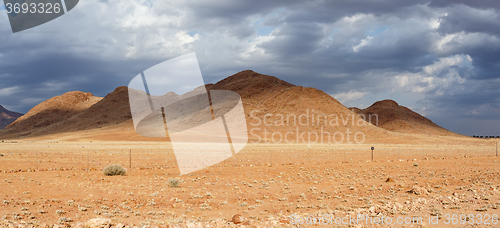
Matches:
[[0, 105, 23, 130], [349, 100, 459, 136], [206, 70, 388, 142], [0, 91, 103, 137]]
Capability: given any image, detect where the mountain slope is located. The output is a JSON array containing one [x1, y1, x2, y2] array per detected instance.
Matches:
[[0, 105, 23, 130], [0, 91, 102, 138], [207, 70, 388, 143], [51, 86, 132, 132], [350, 100, 459, 136]]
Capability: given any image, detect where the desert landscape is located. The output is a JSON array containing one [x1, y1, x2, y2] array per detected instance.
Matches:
[[0, 71, 499, 227]]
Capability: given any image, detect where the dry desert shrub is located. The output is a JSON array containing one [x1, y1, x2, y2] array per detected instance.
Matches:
[[169, 178, 180, 188], [103, 164, 127, 176]]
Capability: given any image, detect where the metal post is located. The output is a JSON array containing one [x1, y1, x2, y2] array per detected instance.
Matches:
[[87, 150, 89, 171], [270, 150, 272, 166], [36, 151, 38, 170], [496, 141, 498, 157], [129, 149, 132, 168]]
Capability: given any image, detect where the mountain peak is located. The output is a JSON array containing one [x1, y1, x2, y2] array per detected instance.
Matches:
[[354, 99, 457, 136], [371, 99, 399, 107], [0, 105, 24, 130], [208, 70, 294, 98]]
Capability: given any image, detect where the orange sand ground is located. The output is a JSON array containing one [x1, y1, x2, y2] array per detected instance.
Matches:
[[1, 138, 499, 227]]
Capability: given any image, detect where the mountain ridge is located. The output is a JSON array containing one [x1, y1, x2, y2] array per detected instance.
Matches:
[[0, 70, 462, 141]]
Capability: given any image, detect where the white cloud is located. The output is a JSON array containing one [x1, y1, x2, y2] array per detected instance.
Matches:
[[352, 36, 372, 52], [466, 103, 491, 116], [434, 32, 500, 54], [332, 90, 367, 103], [176, 32, 200, 45], [0, 86, 19, 96], [423, 54, 472, 75], [429, 12, 447, 29], [393, 54, 473, 95]]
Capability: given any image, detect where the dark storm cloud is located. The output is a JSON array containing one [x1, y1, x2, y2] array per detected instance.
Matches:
[[429, 0, 500, 9], [185, 0, 295, 22], [468, 49, 500, 80], [0, 50, 161, 113], [437, 5, 500, 36], [258, 22, 324, 57], [426, 88, 500, 135], [192, 0, 499, 136], [247, 4, 436, 90]]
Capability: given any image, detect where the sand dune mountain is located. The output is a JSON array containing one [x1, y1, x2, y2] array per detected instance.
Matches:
[[1, 91, 101, 137], [350, 100, 458, 136], [59, 86, 132, 131], [0, 70, 460, 141], [0, 87, 137, 139], [207, 70, 389, 143], [0, 105, 23, 130]]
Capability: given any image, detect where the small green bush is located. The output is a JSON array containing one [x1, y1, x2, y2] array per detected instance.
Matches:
[[169, 178, 180, 188], [103, 164, 127, 176]]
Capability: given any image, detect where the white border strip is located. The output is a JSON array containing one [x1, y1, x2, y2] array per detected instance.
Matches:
[[60, 0, 68, 13]]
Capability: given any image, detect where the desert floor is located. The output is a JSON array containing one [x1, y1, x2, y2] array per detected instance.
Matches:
[[1, 139, 500, 227]]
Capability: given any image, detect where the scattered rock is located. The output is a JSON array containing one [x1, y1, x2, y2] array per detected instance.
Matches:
[[85, 218, 112, 228], [408, 186, 428, 195], [385, 177, 394, 182], [232, 214, 244, 224], [476, 207, 488, 212], [58, 217, 72, 224]]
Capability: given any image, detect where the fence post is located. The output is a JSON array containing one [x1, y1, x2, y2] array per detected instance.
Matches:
[[270, 150, 272, 166]]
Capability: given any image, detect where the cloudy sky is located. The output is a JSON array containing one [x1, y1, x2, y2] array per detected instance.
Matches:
[[0, 0, 499, 136]]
